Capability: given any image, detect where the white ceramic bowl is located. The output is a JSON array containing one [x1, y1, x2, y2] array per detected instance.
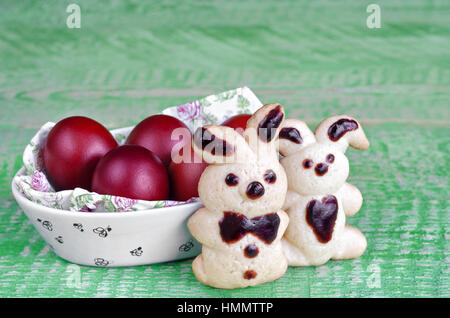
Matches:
[[11, 168, 202, 267]]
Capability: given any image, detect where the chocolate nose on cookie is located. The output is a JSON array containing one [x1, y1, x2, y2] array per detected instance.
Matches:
[[246, 181, 265, 199], [315, 163, 329, 176]]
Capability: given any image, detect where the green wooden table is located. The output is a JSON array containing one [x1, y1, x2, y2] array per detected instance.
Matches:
[[0, 0, 448, 297]]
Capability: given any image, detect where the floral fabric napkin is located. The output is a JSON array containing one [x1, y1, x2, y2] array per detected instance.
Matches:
[[13, 87, 263, 212]]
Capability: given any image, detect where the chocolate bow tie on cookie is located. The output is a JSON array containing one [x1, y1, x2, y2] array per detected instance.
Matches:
[[219, 212, 280, 244]]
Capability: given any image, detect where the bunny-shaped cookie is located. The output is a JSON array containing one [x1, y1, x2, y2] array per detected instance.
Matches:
[[188, 103, 289, 289], [279, 115, 369, 266]]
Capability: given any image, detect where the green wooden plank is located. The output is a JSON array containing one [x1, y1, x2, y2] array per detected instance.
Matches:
[[1, 0, 449, 127]]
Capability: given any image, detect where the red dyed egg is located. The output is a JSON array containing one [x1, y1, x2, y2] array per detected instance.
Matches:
[[168, 147, 208, 201], [221, 114, 251, 135], [126, 114, 191, 167], [43, 116, 118, 191], [91, 145, 169, 201]]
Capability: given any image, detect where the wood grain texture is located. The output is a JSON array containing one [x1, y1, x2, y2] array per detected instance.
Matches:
[[0, 0, 448, 297]]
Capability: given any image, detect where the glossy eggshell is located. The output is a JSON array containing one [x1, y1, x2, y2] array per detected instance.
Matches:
[[221, 114, 251, 135], [43, 116, 118, 191], [168, 147, 208, 201], [91, 145, 169, 201], [126, 114, 191, 167]]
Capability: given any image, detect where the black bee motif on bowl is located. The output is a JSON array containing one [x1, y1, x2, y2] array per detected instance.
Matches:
[[94, 258, 110, 267], [130, 247, 143, 257], [178, 240, 194, 252], [55, 236, 63, 244], [93, 226, 112, 238], [37, 218, 53, 231], [73, 223, 84, 232]]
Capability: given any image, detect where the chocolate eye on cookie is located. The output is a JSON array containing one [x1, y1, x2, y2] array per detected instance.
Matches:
[[326, 154, 335, 163], [263, 170, 277, 184], [225, 173, 239, 186], [302, 159, 313, 169]]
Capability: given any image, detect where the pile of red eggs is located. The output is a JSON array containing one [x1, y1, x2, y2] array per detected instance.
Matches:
[[43, 113, 251, 202]]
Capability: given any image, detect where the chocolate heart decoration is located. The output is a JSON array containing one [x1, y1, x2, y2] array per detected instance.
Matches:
[[305, 195, 338, 243]]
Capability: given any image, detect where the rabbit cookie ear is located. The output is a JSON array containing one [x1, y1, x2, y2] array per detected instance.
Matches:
[[278, 119, 316, 157], [245, 103, 285, 161], [315, 115, 369, 153], [193, 125, 255, 164], [246, 103, 285, 143]]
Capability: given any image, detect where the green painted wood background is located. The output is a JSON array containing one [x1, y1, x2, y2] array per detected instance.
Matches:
[[0, 0, 449, 297]]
